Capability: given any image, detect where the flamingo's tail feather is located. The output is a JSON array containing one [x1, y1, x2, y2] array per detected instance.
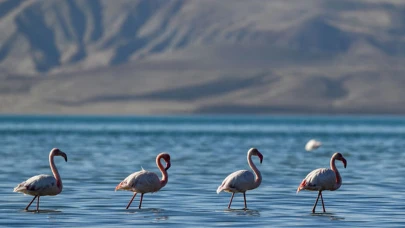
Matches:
[[13, 186, 25, 192], [216, 185, 223, 194], [13, 182, 28, 193], [115, 182, 124, 191], [296, 179, 306, 194]]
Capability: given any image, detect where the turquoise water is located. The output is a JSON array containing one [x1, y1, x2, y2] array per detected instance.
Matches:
[[1, 115, 405, 227]]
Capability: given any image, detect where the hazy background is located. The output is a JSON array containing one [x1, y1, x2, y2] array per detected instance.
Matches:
[[1, 0, 405, 115]]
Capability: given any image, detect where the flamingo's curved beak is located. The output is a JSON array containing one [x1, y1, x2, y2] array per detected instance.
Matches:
[[60, 152, 68, 162], [258, 153, 263, 164], [165, 161, 171, 171], [342, 158, 347, 168]]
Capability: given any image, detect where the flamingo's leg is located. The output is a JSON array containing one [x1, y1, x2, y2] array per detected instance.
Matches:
[[243, 192, 247, 210], [320, 191, 326, 212], [126, 193, 137, 209], [138, 193, 144, 209], [227, 193, 235, 209], [312, 191, 321, 213], [25, 195, 37, 210], [36, 196, 40, 211]]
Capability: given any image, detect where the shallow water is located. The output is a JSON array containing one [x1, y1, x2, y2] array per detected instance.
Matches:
[[1, 115, 405, 227]]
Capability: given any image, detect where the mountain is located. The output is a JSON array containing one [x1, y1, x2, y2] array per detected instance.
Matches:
[[1, 0, 405, 115]]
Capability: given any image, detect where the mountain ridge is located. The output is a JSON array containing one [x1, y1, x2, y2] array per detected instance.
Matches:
[[0, 0, 405, 115]]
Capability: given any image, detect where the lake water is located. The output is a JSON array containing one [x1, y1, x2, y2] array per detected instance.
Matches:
[[1, 115, 405, 227]]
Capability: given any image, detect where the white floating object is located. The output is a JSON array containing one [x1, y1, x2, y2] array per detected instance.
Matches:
[[305, 139, 322, 151]]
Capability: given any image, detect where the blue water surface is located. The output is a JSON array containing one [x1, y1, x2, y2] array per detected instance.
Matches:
[[1, 115, 404, 227]]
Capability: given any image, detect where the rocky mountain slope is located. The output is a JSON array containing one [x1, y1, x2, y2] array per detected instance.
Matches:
[[1, 0, 405, 115]]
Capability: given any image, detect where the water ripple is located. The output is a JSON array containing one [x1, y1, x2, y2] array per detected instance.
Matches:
[[1, 115, 405, 227]]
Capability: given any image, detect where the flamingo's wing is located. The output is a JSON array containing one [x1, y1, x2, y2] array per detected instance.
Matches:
[[297, 168, 336, 192], [116, 170, 161, 193], [14, 174, 59, 195], [131, 171, 161, 193], [217, 170, 255, 193], [116, 170, 144, 191]]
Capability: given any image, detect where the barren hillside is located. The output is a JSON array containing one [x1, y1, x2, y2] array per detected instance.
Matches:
[[1, 0, 405, 115]]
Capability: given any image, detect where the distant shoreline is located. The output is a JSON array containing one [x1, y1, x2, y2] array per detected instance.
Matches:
[[1, 112, 405, 118]]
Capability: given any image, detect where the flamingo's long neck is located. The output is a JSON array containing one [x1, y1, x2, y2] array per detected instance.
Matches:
[[247, 152, 262, 188], [330, 155, 341, 184], [49, 153, 62, 190], [156, 155, 168, 189]]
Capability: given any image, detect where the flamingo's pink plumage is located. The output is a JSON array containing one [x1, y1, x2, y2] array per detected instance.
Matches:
[[297, 152, 347, 213], [115, 153, 171, 209], [13, 148, 68, 211], [217, 148, 263, 210]]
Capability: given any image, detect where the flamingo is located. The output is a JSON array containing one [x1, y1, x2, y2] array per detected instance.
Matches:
[[297, 152, 347, 213], [115, 152, 171, 209], [13, 148, 68, 211], [305, 139, 322, 151], [216, 148, 263, 210]]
